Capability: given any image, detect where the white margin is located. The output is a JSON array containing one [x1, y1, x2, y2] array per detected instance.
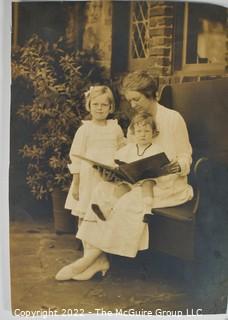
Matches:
[[0, 0, 227, 319]]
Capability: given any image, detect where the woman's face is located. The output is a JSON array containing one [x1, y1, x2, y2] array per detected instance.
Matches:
[[124, 90, 152, 113]]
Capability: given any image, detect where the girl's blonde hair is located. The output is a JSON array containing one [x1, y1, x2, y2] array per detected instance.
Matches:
[[129, 112, 159, 137], [85, 86, 115, 113]]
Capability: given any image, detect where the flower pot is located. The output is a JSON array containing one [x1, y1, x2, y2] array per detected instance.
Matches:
[[51, 189, 76, 234]]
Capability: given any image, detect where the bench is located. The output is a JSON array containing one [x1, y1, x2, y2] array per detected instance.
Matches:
[[147, 78, 228, 264]]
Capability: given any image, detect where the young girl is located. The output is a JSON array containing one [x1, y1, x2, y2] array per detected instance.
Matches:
[[91, 112, 162, 221], [65, 85, 125, 221]]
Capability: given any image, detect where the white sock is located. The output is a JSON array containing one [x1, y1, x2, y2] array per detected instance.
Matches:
[[143, 196, 154, 213]]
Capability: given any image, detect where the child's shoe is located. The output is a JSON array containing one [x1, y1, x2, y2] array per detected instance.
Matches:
[[143, 212, 154, 223], [91, 204, 106, 221]]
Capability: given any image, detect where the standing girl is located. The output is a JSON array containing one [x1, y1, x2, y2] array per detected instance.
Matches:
[[65, 85, 125, 222]]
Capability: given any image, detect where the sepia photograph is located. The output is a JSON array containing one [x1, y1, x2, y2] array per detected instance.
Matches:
[[9, 0, 228, 317]]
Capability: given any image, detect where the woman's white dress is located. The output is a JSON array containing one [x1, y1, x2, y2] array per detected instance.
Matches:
[[76, 142, 193, 257], [65, 120, 125, 218]]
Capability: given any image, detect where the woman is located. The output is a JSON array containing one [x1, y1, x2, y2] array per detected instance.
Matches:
[[56, 71, 193, 281]]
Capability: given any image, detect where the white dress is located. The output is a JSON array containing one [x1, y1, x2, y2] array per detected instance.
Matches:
[[77, 104, 194, 257], [77, 142, 193, 257], [65, 120, 125, 218]]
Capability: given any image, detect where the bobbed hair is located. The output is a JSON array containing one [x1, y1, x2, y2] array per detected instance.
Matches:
[[121, 70, 158, 100], [129, 112, 159, 137], [85, 85, 115, 113]]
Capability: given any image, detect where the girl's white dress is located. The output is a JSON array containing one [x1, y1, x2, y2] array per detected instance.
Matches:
[[65, 120, 125, 218], [77, 142, 193, 257]]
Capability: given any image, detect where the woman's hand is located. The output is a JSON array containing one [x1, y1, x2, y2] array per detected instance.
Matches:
[[160, 160, 181, 175]]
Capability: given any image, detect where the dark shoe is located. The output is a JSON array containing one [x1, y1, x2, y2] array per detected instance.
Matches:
[[91, 204, 106, 221], [143, 213, 153, 223]]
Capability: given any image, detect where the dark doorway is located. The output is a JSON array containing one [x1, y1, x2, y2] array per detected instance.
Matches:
[[111, 1, 131, 76]]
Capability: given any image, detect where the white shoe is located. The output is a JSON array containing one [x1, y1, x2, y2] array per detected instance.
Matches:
[[55, 262, 77, 281], [55, 243, 102, 281], [72, 254, 110, 281]]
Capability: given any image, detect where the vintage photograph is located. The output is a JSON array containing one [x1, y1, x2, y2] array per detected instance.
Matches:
[[10, 0, 228, 317]]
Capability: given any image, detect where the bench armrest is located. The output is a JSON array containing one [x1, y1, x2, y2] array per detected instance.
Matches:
[[193, 155, 228, 218], [191, 157, 209, 215], [150, 157, 209, 223]]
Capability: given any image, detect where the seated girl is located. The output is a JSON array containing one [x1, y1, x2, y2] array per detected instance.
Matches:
[[91, 112, 166, 221]]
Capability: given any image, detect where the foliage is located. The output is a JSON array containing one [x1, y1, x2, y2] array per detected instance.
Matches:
[[12, 34, 106, 199]]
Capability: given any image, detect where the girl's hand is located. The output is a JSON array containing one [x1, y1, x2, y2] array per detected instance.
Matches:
[[160, 160, 181, 175], [72, 184, 79, 200], [93, 165, 121, 182], [72, 174, 80, 200]]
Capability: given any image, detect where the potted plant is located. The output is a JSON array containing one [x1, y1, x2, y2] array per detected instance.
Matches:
[[11, 34, 106, 233]]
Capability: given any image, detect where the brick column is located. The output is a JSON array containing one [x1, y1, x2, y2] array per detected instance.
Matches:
[[148, 1, 174, 79]]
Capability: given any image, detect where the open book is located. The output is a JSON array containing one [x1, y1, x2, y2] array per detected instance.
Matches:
[[73, 153, 170, 184]]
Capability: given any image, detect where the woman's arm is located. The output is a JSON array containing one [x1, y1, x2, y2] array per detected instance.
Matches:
[[173, 112, 192, 176]]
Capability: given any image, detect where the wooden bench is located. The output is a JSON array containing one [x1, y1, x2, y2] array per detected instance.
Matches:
[[147, 78, 228, 264]]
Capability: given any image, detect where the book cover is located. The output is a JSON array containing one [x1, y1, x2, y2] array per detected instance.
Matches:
[[72, 152, 170, 184]]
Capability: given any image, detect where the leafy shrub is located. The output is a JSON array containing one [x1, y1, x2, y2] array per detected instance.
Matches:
[[12, 34, 106, 199]]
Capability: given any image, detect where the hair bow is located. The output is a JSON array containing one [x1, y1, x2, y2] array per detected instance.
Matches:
[[84, 86, 94, 99]]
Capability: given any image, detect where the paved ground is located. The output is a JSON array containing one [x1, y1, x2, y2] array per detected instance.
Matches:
[[10, 219, 227, 317]]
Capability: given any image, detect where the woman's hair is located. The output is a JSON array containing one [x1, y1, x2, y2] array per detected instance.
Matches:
[[121, 71, 158, 100], [85, 85, 115, 113], [129, 112, 159, 137]]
